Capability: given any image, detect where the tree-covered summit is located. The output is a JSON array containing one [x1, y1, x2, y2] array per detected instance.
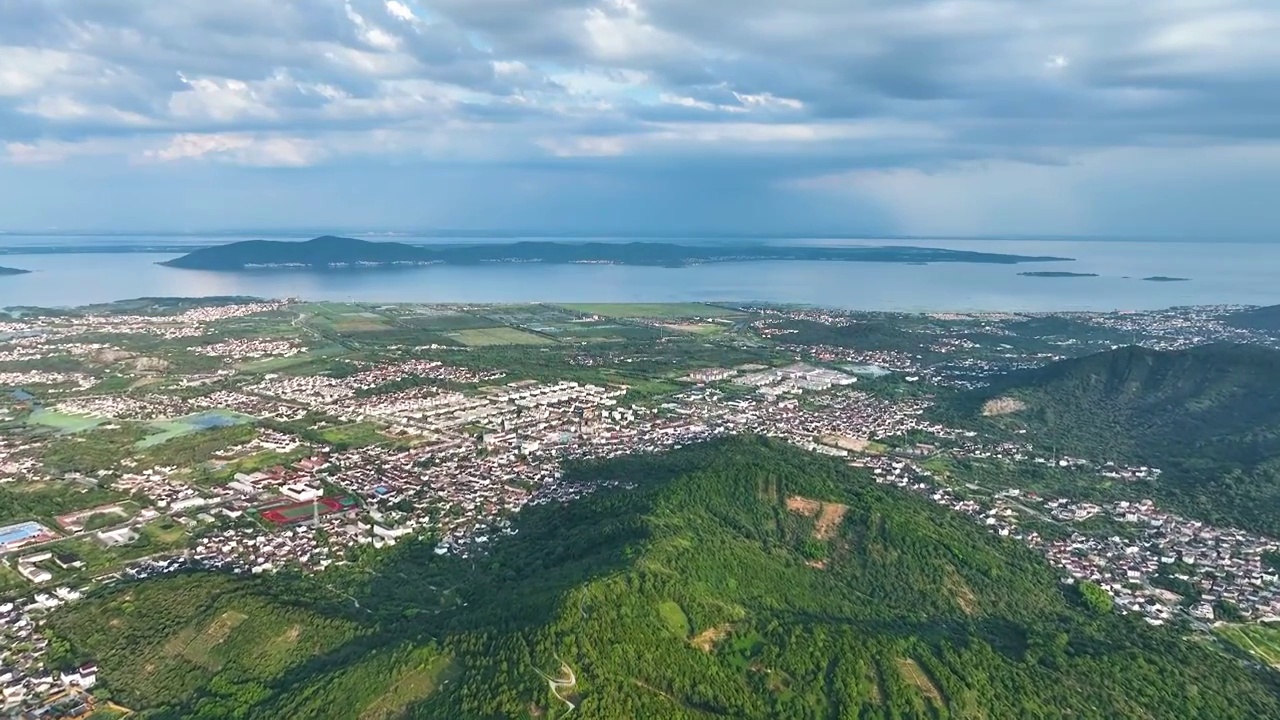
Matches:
[[46, 438, 1280, 718], [949, 343, 1280, 533]]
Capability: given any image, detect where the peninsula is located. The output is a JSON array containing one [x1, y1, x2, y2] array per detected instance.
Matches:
[[1142, 276, 1190, 282], [1018, 271, 1099, 278], [0, 266, 30, 276], [159, 235, 1072, 271]]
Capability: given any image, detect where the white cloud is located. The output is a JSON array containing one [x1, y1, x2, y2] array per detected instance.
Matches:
[[384, 1, 417, 23], [732, 92, 804, 111], [345, 1, 402, 51], [19, 95, 154, 125], [144, 133, 322, 166]]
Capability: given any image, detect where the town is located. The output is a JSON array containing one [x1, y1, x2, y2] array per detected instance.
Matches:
[[1, 297, 1278, 716]]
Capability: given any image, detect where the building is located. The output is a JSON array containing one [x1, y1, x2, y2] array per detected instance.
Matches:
[[281, 483, 323, 502]]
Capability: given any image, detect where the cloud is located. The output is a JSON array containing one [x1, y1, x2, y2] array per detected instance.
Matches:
[[0, 0, 1276, 233]]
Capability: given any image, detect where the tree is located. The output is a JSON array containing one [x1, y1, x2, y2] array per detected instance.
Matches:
[[1077, 581, 1114, 615]]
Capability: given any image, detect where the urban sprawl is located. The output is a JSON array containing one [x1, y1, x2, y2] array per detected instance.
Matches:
[[0, 299, 1276, 716]]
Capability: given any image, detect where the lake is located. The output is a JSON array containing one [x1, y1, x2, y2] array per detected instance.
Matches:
[[0, 237, 1276, 311]]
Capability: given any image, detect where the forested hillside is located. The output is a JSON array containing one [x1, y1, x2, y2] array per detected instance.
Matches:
[[1225, 305, 1280, 333], [952, 343, 1280, 533], [46, 438, 1280, 718]]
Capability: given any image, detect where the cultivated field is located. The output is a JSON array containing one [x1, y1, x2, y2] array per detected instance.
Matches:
[[558, 303, 741, 319], [447, 327, 554, 346], [26, 408, 104, 434]]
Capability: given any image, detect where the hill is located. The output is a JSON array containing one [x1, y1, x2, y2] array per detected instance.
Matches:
[[44, 438, 1280, 718], [160, 236, 429, 270], [1225, 304, 1280, 332], [0, 265, 30, 275], [159, 236, 1071, 271], [952, 343, 1280, 532]]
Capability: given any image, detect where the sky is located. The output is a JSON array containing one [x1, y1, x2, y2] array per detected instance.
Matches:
[[1, 0, 1278, 237]]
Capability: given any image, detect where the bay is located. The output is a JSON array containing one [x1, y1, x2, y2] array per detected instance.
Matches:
[[0, 237, 1275, 311]]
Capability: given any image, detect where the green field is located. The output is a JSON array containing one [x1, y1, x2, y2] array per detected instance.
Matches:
[[400, 312, 503, 331], [26, 408, 104, 433], [447, 327, 554, 346], [658, 322, 727, 335], [238, 344, 348, 373], [318, 422, 391, 448], [1218, 624, 1280, 667], [558, 303, 743, 319]]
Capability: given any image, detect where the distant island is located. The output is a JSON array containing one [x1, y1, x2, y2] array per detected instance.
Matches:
[[1142, 276, 1190, 282], [0, 266, 30, 276], [160, 235, 1073, 271], [1017, 271, 1099, 278]]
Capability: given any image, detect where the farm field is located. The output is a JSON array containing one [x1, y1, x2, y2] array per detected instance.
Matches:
[[237, 344, 348, 373], [659, 322, 726, 335], [446, 327, 554, 346], [26, 408, 104, 434], [557, 302, 742, 319], [398, 312, 504, 331]]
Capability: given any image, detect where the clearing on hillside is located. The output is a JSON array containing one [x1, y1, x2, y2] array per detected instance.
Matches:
[[182, 610, 248, 668], [658, 601, 692, 639], [981, 397, 1026, 416], [785, 496, 821, 517], [690, 624, 733, 652], [786, 496, 849, 540], [944, 566, 979, 615], [814, 502, 849, 540], [359, 656, 456, 720], [1218, 624, 1280, 668], [897, 658, 945, 707]]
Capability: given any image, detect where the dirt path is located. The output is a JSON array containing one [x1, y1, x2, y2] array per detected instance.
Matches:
[[534, 656, 578, 713]]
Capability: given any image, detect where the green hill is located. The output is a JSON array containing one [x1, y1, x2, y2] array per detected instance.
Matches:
[[953, 343, 1280, 532], [45, 439, 1280, 718], [1225, 304, 1280, 332]]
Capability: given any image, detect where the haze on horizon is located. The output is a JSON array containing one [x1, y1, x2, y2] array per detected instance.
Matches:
[[1, 1, 1278, 239]]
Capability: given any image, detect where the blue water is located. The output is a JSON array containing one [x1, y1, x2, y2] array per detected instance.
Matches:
[[0, 236, 1275, 311]]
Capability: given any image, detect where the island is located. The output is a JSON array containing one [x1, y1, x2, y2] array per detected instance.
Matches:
[[1142, 276, 1190, 282], [0, 266, 30, 276], [1018, 271, 1099, 278], [159, 235, 1073, 271]]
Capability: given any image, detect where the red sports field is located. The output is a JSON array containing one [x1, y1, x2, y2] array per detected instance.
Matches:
[[260, 496, 358, 525]]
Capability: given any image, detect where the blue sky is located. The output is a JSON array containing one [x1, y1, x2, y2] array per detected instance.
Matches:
[[1, 0, 1278, 237]]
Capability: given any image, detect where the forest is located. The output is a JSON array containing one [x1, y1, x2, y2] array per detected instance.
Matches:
[[44, 438, 1280, 718], [945, 343, 1280, 534]]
